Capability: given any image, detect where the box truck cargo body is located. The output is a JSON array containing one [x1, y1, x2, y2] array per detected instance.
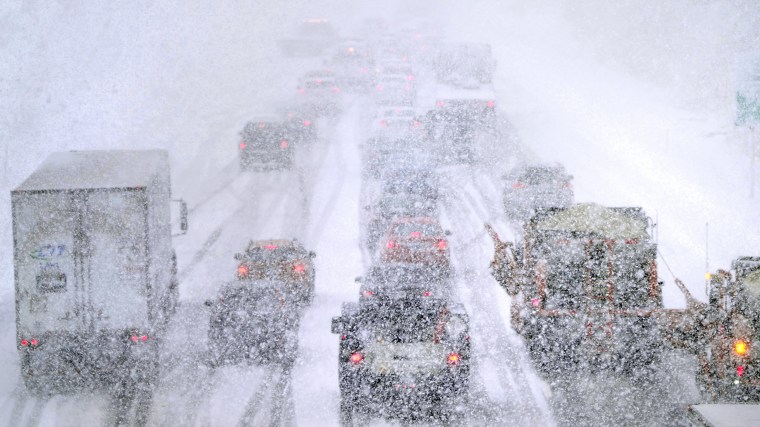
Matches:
[[12, 150, 182, 393]]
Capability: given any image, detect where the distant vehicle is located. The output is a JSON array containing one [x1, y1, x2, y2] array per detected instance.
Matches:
[[234, 239, 316, 303], [425, 85, 497, 163], [12, 150, 187, 395], [486, 204, 691, 375], [380, 168, 440, 203], [696, 257, 760, 401], [362, 133, 430, 179], [326, 40, 375, 92], [370, 106, 422, 134], [374, 61, 415, 82], [331, 297, 470, 424], [297, 70, 342, 115], [364, 192, 437, 251], [206, 280, 299, 367], [356, 264, 451, 301], [277, 18, 340, 57], [374, 75, 416, 106], [282, 106, 318, 144], [380, 217, 451, 271], [502, 163, 574, 222], [239, 118, 294, 170]]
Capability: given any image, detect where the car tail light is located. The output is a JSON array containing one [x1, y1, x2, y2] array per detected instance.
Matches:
[[350, 352, 364, 365], [738, 365, 745, 377], [376, 84, 383, 92], [293, 263, 305, 273], [362, 290, 375, 297], [436, 239, 447, 250], [264, 244, 278, 250], [735, 340, 749, 356], [20, 339, 28, 347], [412, 120, 421, 127], [258, 123, 266, 129], [303, 119, 312, 127], [447, 353, 461, 366], [410, 231, 422, 238], [332, 86, 340, 93], [237, 264, 249, 278], [486, 100, 495, 108], [512, 182, 527, 189], [564, 181, 573, 190], [31, 338, 38, 346], [380, 119, 388, 127], [280, 140, 289, 149], [436, 100, 444, 108], [130, 334, 149, 343], [239, 142, 247, 150], [386, 240, 396, 249], [316, 79, 323, 84], [422, 291, 432, 297], [407, 75, 415, 81]]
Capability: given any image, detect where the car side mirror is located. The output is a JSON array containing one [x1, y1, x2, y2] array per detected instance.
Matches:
[[234, 253, 244, 261], [444, 230, 452, 236], [204, 299, 214, 308], [354, 276, 363, 283], [309, 251, 316, 259], [331, 316, 345, 334]]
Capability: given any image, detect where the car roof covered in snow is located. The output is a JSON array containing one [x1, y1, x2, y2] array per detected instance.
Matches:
[[13, 150, 168, 192], [533, 203, 650, 240]]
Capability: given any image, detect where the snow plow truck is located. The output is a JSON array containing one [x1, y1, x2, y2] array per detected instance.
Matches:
[[486, 203, 701, 375]]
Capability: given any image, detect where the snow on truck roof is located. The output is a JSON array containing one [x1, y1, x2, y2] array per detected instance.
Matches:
[[13, 150, 169, 192], [533, 203, 650, 240]]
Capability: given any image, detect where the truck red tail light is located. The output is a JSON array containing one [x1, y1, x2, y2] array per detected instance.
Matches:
[[447, 353, 461, 366], [350, 352, 364, 365], [130, 334, 149, 343], [386, 240, 396, 249], [293, 263, 305, 273], [237, 264, 249, 278], [239, 142, 247, 150], [436, 239, 448, 250]]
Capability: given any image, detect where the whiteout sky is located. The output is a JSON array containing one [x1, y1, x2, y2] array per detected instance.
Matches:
[[1, 1, 760, 425]]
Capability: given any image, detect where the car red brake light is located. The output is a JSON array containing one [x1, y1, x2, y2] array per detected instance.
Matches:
[[486, 100, 495, 108], [350, 352, 364, 365], [237, 264, 249, 278], [436, 100, 444, 108], [258, 123, 266, 129], [386, 240, 396, 249], [410, 231, 422, 238], [264, 244, 278, 250], [280, 140, 289, 149], [447, 353, 461, 366], [564, 181, 573, 190], [303, 119, 312, 127], [362, 290, 375, 297], [293, 263, 305, 273], [738, 365, 745, 377], [332, 86, 340, 93], [239, 142, 247, 150], [512, 182, 527, 189], [20, 339, 28, 347], [436, 239, 447, 250], [407, 75, 415, 81], [422, 291, 432, 297]]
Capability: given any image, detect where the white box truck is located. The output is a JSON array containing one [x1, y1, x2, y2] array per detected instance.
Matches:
[[12, 150, 186, 394]]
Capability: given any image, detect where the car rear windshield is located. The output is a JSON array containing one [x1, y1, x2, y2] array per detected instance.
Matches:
[[360, 300, 446, 343], [245, 245, 303, 263], [391, 222, 442, 237], [242, 123, 282, 144], [518, 167, 567, 185]]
